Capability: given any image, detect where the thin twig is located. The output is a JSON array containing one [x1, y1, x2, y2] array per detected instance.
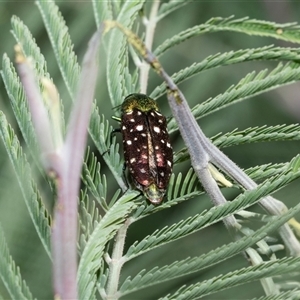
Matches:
[[140, 0, 160, 93], [105, 218, 133, 300]]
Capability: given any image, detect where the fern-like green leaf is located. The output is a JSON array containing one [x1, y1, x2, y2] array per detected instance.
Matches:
[[213, 124, 300, 148], [77, 191, 138, 300], [244, 163, 287, 182], [11, 16, 49, 76], [167, 62, 300, 133], [175, 124, 300, 164], [154, 16, 300, 57], [78, 192, 102, 252], [82, 148, 109, 210], [120, 202, 300, 295], [166, 170, 201, 202], [92, 0, 113, 28], [157, 0, 193, 21], [161, 256, 300, 300], [106, 0, 145, 107], [125, 160, 300, 260], [36, 0, 80, 97], [0, 225, 34, 300], [1, 54, 38, 157], [0, 112, 51, 258], [89, 110, 126, 191], [251, 290, 300, 300], [151, 46, 300, 99]]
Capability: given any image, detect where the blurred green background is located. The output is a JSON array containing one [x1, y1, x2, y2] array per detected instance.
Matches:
[[1, 1, 300, 299]]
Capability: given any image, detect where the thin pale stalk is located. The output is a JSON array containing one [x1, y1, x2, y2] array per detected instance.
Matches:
[[15, 46, 54, 166], [166, 90, 240, 234], [105, 218, 132, 300], [52, 29, 102, 299], [140, 0, 160, 93]]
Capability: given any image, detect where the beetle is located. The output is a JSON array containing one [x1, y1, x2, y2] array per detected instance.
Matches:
[[120, 93, 173, 204]]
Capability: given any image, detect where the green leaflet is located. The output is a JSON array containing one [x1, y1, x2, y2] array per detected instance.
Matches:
[[0, 112, 51, 258], [0, 225, 34, 300]]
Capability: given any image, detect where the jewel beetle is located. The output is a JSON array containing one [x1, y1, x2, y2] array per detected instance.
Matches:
[[120, 93, 173, 204]]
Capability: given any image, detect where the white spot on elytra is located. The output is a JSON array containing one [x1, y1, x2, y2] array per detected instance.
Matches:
[[161, 139, 165, 144], [130, 118, 135, 122], [126, 140, 132, 145], [140, 168, 146, 173], [153, 126, 160, 133], [134, 137, 138, 141], [167, 160, 172, 167], [130, 158, 136, 163], [160, 172, 164, 177], [167, 142, 171, 148], [155, 145, 159, 150], [156, 153, 162, 162], [136, 125, 143, 131], [126, 111, 133, 115], [137, 111, 142, 115], [122, 125, 126, 130], [142, 154, 148, 159], [141, 133, 147, 137]]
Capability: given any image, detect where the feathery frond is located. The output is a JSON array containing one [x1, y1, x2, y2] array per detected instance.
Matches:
[[213, 124, 300, 148], [168, 62, 300, 133], [175, 124, 300, 164], [92, 0, 113, 29], [1, 54, 38, 156], [151, 46, 300, 99], [154, 16, 300, 57], [11, 16, 49, 76], [161, 256, 300, 300], [0, 225, 34, 300], [82, 148, 109, 210], [106, 0, 145, 107], [120, 201, 300, 295], [78, 192, 102, 252], [251, 290, 300, 300], [77, 191, 138, 300], [244, 163, 288, 182], [0, 112, 51, 257], [88, 111, 125, 191], [157, 0, 194, 21], [36, 0, 80, 97]]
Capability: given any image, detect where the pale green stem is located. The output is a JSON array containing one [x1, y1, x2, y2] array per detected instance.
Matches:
[[105, 218, 132, 300], [140, 0, 160, 93]]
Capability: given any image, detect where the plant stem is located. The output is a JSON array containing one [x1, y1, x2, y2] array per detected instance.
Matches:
[[105, 218, 132, 300], [52, 165, 78, 299], [140, 0, 160, 94]]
